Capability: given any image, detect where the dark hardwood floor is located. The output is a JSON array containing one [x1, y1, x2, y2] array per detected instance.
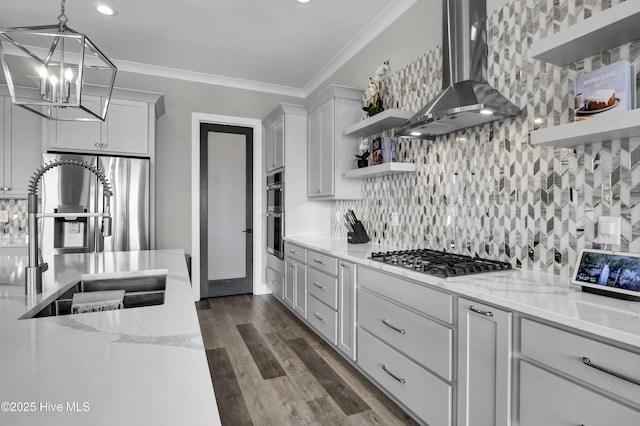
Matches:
[[196, 294, 418, 425]]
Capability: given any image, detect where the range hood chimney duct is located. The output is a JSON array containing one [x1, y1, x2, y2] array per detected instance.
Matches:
[[398, 0, 522, 139]]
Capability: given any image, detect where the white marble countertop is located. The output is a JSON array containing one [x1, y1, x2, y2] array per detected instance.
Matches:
[[0, 249, 220, 426], [286, 235, 640, 349]]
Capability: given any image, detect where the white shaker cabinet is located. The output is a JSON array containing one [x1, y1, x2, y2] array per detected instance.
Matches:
[[519, 318, 640, 424], [0, 96, 43, 198], [46, 97, 151, 156], [457, 298, 512, 426], [306, 85, 362, 200], [265, 114, 284, 172], [337, 260, 356, 360], [284, 242, 308, 316]]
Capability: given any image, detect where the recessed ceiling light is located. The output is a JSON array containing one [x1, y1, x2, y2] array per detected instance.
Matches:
[[297, 0, 312, 3], [97, 4, 117, 16]]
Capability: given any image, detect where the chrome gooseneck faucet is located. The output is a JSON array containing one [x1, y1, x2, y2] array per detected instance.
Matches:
[[25, 160, 113, 295]]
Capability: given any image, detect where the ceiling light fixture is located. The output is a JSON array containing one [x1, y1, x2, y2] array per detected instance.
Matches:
[[97, 4, 118, 16], [0, 0, 117, 121], [297, 0, 312, 3]]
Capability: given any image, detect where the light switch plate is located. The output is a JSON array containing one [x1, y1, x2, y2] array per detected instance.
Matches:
[[598, 216, 621, 245], [391, 212, 399, 227], [0, 211, 8, 223]]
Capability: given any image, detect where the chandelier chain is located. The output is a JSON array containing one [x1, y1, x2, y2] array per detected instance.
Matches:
[[57, 0, 68, 29]]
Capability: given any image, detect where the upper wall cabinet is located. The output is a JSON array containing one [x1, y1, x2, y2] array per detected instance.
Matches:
[[0, 96, 43, 198], [43, 88, 164, 157], [265, 114, 284, 172], [306, 85, 362, 200]]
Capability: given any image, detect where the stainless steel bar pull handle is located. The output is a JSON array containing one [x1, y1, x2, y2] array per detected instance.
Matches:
[[313, 259, 325, 265], [340, 263, 350, 268], [469, 305, 494, 317], [289, 249, 297, 254], [582, 357, 640, 386], [382, 319, 407, 334], [313, 282, 326, 291], [381, 364, 406, 384], [313, 312, 326, 323]]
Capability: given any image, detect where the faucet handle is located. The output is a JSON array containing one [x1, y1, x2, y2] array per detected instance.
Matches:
[[38, 249, 49, 272]]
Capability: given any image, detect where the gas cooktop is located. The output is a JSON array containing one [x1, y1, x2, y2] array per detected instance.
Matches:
[[370, 249, 512, 279]]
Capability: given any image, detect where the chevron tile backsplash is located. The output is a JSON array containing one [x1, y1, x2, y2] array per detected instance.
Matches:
[[331, 0, 640, 277]]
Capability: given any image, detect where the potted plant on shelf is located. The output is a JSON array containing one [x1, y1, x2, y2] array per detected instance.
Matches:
[[362, 60, 389, 118], [355, 150, 370, 168]]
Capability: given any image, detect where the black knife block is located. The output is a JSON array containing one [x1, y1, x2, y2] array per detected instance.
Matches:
[[348, 221, 370, 244]]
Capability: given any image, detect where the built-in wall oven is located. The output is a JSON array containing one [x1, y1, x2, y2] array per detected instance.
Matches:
[[266, 171, 284, 259]]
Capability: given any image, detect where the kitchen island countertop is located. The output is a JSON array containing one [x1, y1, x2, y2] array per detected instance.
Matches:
[[286, 235, 640, 349], [0, 249, 219, 426]]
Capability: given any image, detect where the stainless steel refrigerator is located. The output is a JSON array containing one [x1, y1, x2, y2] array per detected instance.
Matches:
[[40, 153, 150, 255]]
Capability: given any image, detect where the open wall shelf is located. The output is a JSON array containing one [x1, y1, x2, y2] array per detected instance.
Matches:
[[344, 109, 413, 137], [343, 162, 416, 179], [530, 1, 640, 66]]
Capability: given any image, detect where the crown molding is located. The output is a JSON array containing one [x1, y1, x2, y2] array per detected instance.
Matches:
[[301, 0, 418, 96], [117, 0, 417, 98], [114, 60, 306, 98]]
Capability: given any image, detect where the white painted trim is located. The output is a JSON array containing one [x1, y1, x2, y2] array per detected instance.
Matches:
[[301, 0, 418, 96], [118, 0, 416, 98], [191, 113, 266, 301], [117, 60, 306, 98]]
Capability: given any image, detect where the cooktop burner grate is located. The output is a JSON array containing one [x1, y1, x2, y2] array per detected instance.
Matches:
[[369, 249, 512, 278]]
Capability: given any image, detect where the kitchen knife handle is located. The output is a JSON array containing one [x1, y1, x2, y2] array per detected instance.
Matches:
[[582, 357, 640, 386]]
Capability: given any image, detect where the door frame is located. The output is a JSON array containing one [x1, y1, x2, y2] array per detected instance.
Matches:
[[200, 124, 253, 297], [191, 113, 266, 301]]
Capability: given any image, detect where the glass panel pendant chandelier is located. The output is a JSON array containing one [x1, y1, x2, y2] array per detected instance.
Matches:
[[0, 0, 117, 121]]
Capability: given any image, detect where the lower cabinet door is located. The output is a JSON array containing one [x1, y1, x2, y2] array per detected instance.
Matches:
[[358, 328, 452, 426], [519, 361, 640, 425], [284, 260, 296, 307], [293, 262, 307, 318]]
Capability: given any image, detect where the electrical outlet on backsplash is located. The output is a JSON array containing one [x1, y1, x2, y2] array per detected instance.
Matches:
[[0, 199, 28, 238], [332, 0, 639, 278]]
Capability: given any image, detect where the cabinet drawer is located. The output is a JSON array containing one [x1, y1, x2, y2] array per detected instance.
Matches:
[[520, 360, 640, 425], [284, 242, 307, 264], [307, 267, 338, 310], [266, 267, 283, 300], [521, 318, 640, 404], [307, 249, 338, 276], [359, 289, 452, 381], [359, 266, 453, 324], [358, 328, 452, 426], [307, 295, 337, 345]]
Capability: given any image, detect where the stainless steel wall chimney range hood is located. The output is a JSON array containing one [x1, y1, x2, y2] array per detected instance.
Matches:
[[398, 0, 522, 139]]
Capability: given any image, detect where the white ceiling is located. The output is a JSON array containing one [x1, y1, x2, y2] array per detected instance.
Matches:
[[0, 0, 417, 97]]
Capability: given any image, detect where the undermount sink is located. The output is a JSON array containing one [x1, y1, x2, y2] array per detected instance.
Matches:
[[23, 270, 167, 319]]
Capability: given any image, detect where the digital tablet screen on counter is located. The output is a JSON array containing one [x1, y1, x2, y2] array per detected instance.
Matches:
[[571, 248, 640, 299]]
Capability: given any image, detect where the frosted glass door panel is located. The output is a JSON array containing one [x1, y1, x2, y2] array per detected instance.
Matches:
[[208, 132, 246, 280]]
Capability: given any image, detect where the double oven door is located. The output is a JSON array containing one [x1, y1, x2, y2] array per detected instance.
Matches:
[[266, 171, 284, 259]]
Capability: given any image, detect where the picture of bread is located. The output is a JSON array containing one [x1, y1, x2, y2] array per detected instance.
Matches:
[[584, 89, 616, 111]]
